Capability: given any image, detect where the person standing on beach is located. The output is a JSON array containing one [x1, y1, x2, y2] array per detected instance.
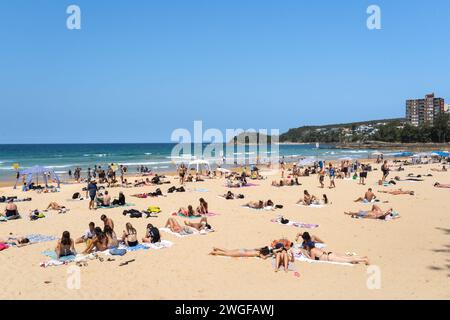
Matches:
[[86, 179, 98, 210], [381, 160, 390, 182], [328, 163, 336, 188], [359, 164, 368, 185], [318, 165, 325, 188]]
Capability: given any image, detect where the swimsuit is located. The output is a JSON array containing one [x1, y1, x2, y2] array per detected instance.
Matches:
[[357, 210, 368, 217]]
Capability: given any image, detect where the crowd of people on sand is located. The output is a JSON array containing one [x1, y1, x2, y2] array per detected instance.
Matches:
[[1, 154, 449, 275]]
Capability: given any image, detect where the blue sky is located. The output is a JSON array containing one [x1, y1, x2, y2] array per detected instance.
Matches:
[[0, 0, 449, 143]]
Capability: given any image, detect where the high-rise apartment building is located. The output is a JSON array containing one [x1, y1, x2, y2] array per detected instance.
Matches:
[[406, 93, 445, 126]]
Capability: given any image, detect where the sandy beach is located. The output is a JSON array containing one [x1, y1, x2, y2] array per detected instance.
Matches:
[[0, 161, 449, 300]]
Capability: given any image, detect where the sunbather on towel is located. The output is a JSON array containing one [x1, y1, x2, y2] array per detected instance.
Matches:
[[431, 165, 447, 172], [243, 200, 274, 209], [378, 189, 414, 196], [354, 188, 377, 203], [177, 205, 201, 217], [344, 205, 394, 219], [196, 198, 208, 215], [142, 224, 161, 244], [76, 222, 96, 244], [56, 231, 76, 259], [303, 242, 370, 265], [164, 218, 195, 235], [84, 227, 109, 253], [434, 182, 450, 188], [0, 236, 31, 247], [184, 217, 213, 232], [209, 246, 272, 259], [104, 225, 119, 248], [273, 245, 295, 272]]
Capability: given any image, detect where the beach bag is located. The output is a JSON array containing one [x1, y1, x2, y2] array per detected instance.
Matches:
[[167, 186, 176, 193], [109, 248, 127, 256], [280, 217, 290, 224], [72, 192, 81, 199], [130, 211, 142, 218], [237, 194, 245, 199], [147, 206, 161, 213]]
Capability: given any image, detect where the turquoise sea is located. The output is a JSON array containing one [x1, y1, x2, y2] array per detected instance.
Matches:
[[0, 143, 401, 181]]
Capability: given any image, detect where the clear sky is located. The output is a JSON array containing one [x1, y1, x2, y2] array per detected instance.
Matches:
[[0, 0, 449, 143]]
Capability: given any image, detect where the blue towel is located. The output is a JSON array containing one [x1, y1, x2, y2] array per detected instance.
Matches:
[[42, 250, 75, 261], [123, 244, 149, 252], [26, 234, 57, 243]]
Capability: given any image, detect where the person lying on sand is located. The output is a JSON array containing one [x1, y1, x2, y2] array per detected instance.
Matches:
[[378, 189, 414, 195], [177, 205, 201, 217], [56, 231, 76, 259], [209, 246, 272, 259], [1, 200, 20, 220], [76, 222, 96, 244], [244, 200, 264, 209], [84, 227, 109, 254], [0, 236, 31, 247], [434, 182, 450, 188], [164, 218, 195, 235], [354, 188, 377, 203], [295, 232, 324, 248], [122, 223, 139, 247], [302, 242, 370, 265], [184, 217, 213, 232], [431, 165, 447, 172], [344, 204, 393, 219], [273, 244, 295, 273]]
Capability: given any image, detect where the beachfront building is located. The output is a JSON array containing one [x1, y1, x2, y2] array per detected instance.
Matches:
[[406, 93, 445, 126]]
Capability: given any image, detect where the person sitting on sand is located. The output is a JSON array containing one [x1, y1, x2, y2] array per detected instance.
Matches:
[[295, 232, 324, 248], [112, 192, 126, 206], [196, 198, 208, 214], [76, 222, 96, 244], [121, 223, 138, 247], [101, 214, 114, 231], [344, 204, 394, 219], [96, 191, 111, 207], [209, 246, 272, 259], [378, 189, 414, 196], [184, 217, 213, 232], [104, 225, 119, 248], [223, 191, 235, 199], [303, 241, 370, 265], [142, 223, 161, 244], [2, 200, 20, 220], [434, 182, 450, 188], [55, 231, 76, 259], [296, 190, 317, 206], [354, 188, 377, 203], [83, 227, 109, 254], [431, 165, 447, 172]]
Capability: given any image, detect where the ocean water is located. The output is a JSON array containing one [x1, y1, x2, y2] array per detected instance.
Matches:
[[0, 143, 396, 181]]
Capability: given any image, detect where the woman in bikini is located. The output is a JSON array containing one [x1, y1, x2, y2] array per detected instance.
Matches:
[[296, 190, 317, 205], [196, 198, 208, 214], [55, 231, 76, 259], [184, 217, 213, 231], [83, 227, 109, 253], [344, 204, 393, 219], [209, 247, 272, 259], [244, 200, 264, 209], [177, 205, 199, 217], [164, 218, 194, 234], [122, 223, 138, 247], [303, 242, 369, 265], [104, 225, 119, 248]]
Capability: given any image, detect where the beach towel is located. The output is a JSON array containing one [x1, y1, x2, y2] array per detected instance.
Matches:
[[26, 234, 57, 243], [97, 203, 135, 209], [41, 250, 76, 262], [226, 183, 259, 188], [193, 188, 209, 193], [144, 240, 173, 250], [160, 227, 199, 238], [171, 211, 220, 218], [0, 243, 9, 251], [293, 251, 353, 266], [296, 203, 325, 208], [242, 205, 274, 211], [270, 219, 319, 229], [271, 258, 297, 271]]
